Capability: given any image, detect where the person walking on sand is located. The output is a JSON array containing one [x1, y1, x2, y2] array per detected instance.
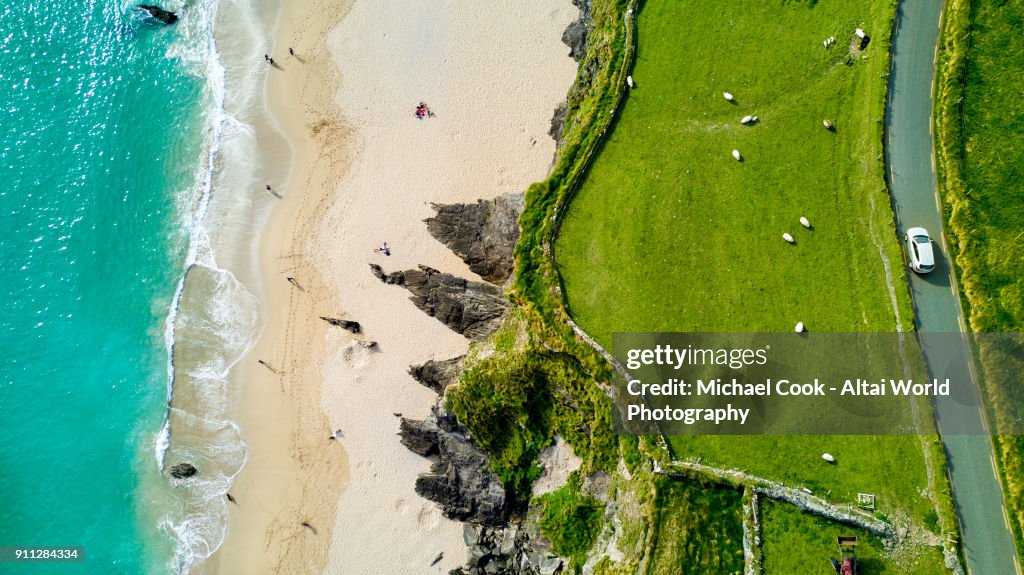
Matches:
[[264, 54, 270, 63], [289, 47, 295, 56], [286, 276, 297, 286]]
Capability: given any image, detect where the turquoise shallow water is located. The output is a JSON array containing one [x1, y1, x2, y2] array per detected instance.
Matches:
[[0, 1, 208, 572]]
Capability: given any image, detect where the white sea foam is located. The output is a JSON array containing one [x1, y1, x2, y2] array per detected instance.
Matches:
[[148, 0, 275, 571]]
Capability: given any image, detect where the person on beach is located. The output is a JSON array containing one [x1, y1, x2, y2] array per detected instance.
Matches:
[[289, 47, 295, 56], [373, 242, 390, 256], [269, 57, 276, 66], [264, 54, 270, 62], [287, 276, 297, 286]]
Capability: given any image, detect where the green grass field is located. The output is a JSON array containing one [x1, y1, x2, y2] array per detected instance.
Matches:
[[946, 0, 1024, 333], [760, 500, 947, 575], [556, 0, 911, 340], [645, 477, 745, 575], [552, 0, 951, 560], [934, 0, 1024, 559]]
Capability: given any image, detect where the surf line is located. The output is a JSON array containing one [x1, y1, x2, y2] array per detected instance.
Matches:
[[626, 403, 749, 425]]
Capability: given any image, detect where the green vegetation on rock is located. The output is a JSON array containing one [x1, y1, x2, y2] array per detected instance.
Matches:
[[447, 340, 617, 499], [537, 475, 606, 573], [645, 476, 745, 575]]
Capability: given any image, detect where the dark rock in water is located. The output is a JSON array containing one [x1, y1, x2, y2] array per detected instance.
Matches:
[[138, 5, 178, 25], [561, 0, 591, 61], [319, 316, 361, 333], [425, 194, 523, 285], [369, 265, 508, 339], [409, 356, 465, 394], [169, 462, 197, 479], [399, 417, 440, 457]]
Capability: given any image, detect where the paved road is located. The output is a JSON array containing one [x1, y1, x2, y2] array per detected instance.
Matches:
[[886, 1, 1020, 573]]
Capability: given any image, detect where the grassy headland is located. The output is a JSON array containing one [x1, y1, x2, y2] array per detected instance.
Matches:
[[554, 0, 944, 526]]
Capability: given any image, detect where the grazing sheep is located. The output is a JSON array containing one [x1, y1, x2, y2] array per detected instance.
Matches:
[[732, 149, 742, 161], [823, 119, 833, 130], [783, 232, 794, 243], [855, 28, 866, 39], [723, 91, 734, 101], [627, 75, 634, 88], [741, 115, 753, 124], [795, 321, 805, 333], [822, 453, 835, 463], [800, 216, 811, 228]]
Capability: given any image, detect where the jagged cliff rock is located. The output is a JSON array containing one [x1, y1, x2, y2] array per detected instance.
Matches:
[[425, 194, 523, 285], [561, 0, 591, 61], [400, 407, 509, 526], [369, 264, 508, 339], [409, 356, 465, 394], [449, 524, 564, 575]]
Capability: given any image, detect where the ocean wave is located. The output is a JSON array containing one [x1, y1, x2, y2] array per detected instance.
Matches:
[[150, 0, 274, 571]]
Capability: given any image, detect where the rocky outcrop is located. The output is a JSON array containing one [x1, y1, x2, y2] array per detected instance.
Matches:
[[369, 264, 508, 339], [319, 316, 361, 334], [425, 194, 524, 285], [400, 407, 509, 526], [399, 417, 440, 457], [409, 356, 465, 394], [138, 5, 178, 24], [549, 102, 568, 145], [168, 462, 197, 479], [449, 524, 564, 575], [561, 0, 591, 61]]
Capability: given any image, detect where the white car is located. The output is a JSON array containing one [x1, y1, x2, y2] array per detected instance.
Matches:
[[905, 227, 935, 274]]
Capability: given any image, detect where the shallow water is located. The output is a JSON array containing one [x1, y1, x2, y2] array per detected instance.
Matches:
[[0, 0, 278, 572]]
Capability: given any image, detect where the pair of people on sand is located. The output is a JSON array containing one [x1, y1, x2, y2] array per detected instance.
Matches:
[[415, 101, 434, 120]]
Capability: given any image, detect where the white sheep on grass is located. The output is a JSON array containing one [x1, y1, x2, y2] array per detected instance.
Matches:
[[783, 232, 794, 243], [723, 91, 734, 101], [800, 216, 811, 228], [732, 149, 742, 161]]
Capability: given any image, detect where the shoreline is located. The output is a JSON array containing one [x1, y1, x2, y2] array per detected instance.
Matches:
[[208, 0, 579, 572], [205, 0, 352, 572]]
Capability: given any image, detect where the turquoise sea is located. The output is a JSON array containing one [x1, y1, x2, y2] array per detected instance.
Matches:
[[0, 1, 233, 572]]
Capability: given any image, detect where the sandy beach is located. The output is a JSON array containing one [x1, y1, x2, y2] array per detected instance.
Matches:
[[210, 0, 578, 572]]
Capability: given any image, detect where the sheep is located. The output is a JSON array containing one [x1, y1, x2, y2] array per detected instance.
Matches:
[[723, 91, 734, 101], [795, 321, 805, 333], [627, 75, 634, 88], [732, 149, 742, 161], [783, 232, 794, 243], [855, 28, 866, 39], [740, 115, 758, 125], [800, 216, 811, 228], [823, 119, 833, 130], [822, 453, 835, 463]]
